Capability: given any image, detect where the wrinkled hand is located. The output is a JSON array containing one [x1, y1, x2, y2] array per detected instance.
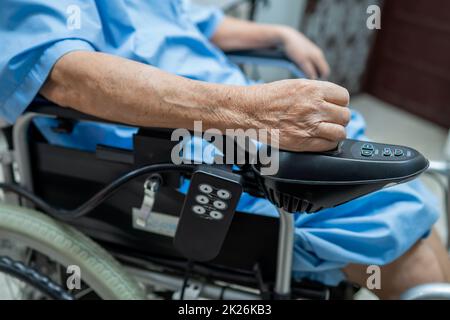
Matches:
[[246, 79, 350, 152], [279, 27, 330, 80]]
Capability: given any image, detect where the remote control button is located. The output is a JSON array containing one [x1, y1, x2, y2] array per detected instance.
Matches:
[[394, 149, 404, 157], [361, 149, 373, 157], [217, 189, 231, 200], [192, 205, 206, 215], [213, 200, 227, 210], [199, 184, 213, 194], [362, 143, 374, 151], [209, 211, 224, 220], [383, 148, 392, 157], [195, 195, 209, 205]]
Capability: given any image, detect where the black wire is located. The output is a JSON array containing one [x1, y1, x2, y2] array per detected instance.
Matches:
[[180, 260, 194, 300], [219, 286, 226, 300], [0, 164, 194, 221]]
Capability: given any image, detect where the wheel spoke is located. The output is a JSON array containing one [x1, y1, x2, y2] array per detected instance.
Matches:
[[24, 249, 34, 266], [4, 275, 19, 299]]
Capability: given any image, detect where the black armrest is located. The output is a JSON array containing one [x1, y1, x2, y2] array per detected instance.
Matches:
[[222, 0, 268, 20], [225, 48, 290, 61], [225, 48, 304, 78], [28, 96, 120, 124]]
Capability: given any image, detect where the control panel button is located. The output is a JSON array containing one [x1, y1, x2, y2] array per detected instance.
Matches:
[[209, 211, 224, 220], [383, 148, 392, 157], [217, 189, 231, 200], [195, 195, 209, 205], [362, 143, 374, 151], [199, 184, 213, 194], [361, 149, 373, 157], [213, 200, 227, 210], [394, 149, 404, 157], [192, 205, 206, 215]]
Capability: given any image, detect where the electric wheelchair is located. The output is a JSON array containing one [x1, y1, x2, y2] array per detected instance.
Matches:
[[0, 49, 448, 300]]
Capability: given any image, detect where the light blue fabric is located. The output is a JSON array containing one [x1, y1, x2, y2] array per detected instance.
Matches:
[[0, 0, 249, 123], [0, 0, 440, 286]]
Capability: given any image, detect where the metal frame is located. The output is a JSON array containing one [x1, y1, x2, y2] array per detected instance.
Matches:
[[427, 161, 450, 248], [13, 113, 38, 193], [401, 283, 450, 300], [274, 208, 294, 298], [227, 53, 305, 79], [0, 129, 17, 204], [424, 129, 450, 249], [127, 266, 260, 300]]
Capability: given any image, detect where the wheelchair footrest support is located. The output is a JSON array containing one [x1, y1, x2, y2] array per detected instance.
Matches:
[[274, 208, 294, 298]]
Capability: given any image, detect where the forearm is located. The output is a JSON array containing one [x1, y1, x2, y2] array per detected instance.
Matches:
[[211, 16, 289, 51], [40, 51, 348, 153], [41, 51, 252, 131]]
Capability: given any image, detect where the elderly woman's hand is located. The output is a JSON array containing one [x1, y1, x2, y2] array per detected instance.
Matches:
[[278, 26, 330, 80], [240, 78, 350, 152]]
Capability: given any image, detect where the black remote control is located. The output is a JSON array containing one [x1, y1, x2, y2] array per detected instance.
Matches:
[[174, 166, 243, 261]]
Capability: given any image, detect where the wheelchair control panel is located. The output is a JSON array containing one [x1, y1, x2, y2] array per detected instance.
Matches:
[[252, 139, 428, 214], [352, 141, 413, 161], [174, 166, 243, 261], [172, 139, 428, 261]]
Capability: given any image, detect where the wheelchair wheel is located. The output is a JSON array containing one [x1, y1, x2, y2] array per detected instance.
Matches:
[[0, 203, 146, 300]]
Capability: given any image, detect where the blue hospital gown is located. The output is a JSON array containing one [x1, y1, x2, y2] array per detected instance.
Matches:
[[0, 0, 439, 285]]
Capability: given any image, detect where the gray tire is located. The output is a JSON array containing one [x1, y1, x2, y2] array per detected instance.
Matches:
[[0, 203, 146, 300]]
